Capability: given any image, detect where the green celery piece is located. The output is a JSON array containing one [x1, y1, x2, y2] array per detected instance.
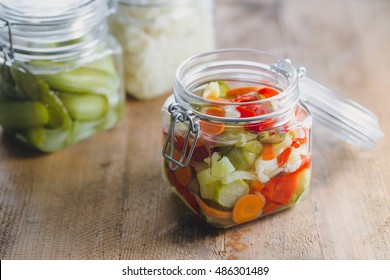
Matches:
[[57, 92, 108, 122], [227, 148, 252, 170], [214, 180, 249, 208], [39, 67, 119, 97], [0, 101, 49, 128], [217, 81, 230, 97], [197, 168, 220, 187], [243, 141, 263, 154], [211, 156, 235, 178], [200, 181, 221, 200], [227, 142, 262, 171], [258, 130, 285, 144], [38, 81, 72, 129], [242, 150, 257, 167]]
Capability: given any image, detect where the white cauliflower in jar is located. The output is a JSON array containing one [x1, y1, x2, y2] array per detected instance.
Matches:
[[110, 1, 215, 99]]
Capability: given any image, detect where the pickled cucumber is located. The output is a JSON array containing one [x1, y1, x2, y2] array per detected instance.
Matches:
[[210, 155, 235, 177], [57, 92, 108, 121], [0, 101, 49, 128], [39, 67, 119, 98], [214, 180, 249, 208], [227, 141, 263, 170], [0, 54, 123, 152]]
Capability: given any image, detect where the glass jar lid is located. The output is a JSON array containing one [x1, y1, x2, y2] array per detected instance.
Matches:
[[299, 77, 384, 148], [0, 0, 116, 62]]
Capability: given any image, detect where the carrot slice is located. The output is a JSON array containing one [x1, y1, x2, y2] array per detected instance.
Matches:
[[262, 143, 275, 160], [251, 190, 266, 206], [200, 120, 225, 135], [226, 86, 260, 97], [197, 197, 232, 219], [205, 96, 229, 102], [167, 169, 200, 214], [232, 194, 264, 224], [251, 181, 265, 192], [204, 106, 226, 117], [258, 87, 279, 98]]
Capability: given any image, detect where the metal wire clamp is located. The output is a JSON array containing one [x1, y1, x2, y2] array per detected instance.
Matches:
[[162, 103, 199, 171]]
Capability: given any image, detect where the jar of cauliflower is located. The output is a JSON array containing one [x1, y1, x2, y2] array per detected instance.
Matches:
[[161, 49, 383, 228], [110, 0, 215, 100]]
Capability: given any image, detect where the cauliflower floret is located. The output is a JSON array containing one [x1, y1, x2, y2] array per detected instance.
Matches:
[[255, 157, 281, 183]]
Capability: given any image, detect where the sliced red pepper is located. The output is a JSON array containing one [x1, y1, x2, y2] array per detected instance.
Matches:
[[277, 146, 293, 166], [244, 118, 275, 132], [262, 201, 282, 214], [277, 139, 301, 166], [174, 135, 210, 162], [236, 104, 267, 117], [232, 94, 259, 103], [261, 158, 311, 205], [258, 87, 280, 98]]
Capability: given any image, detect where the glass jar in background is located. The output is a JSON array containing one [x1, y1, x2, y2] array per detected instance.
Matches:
[[161, 49, 383, 228], [0, 0, 125, 152], [110, 0, 215, 100]]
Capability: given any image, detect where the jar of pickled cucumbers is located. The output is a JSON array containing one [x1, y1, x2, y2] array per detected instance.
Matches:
[[0, 0, 125, 152], [161, 49, 383, 228], [110, 0, 215, 100]]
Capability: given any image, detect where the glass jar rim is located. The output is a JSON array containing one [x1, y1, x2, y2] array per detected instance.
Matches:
[[0, 0, 115, 63], [118, 0, 193, 7], [173, 48, 302, 123], [0, 0, 114, 25]]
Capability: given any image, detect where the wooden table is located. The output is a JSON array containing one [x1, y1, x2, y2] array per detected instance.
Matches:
[[1, 0, 389, 259]]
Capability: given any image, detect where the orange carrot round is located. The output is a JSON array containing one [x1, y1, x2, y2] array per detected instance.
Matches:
[[226, 86, 260, 97], [232, 194, 264, 224], [200, 120, 225, 135], [204, 106, 226, 117], [251, 181, 265, 192], [205, 96, 229, 102], [197, 197, 232, 219]]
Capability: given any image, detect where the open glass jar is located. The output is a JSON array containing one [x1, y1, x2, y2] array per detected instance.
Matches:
[[161, 49, 383, 228], [110, 0, 215, 100], [0, 0, 125, 152]]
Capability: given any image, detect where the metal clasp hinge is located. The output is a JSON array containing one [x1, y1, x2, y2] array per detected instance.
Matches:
[[0, 18, 15, 63], [162, 103, 199, 171]]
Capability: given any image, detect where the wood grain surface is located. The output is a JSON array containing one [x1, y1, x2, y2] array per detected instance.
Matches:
[[1, 0, 389, 260]]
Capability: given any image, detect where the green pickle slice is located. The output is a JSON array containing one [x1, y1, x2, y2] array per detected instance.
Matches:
[[0, 55, 123, 152], [0, 101, 49, 128]]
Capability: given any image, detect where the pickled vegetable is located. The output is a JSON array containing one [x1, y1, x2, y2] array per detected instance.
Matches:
[[162, 81, 311, 227], [0, 55, 123, 152]]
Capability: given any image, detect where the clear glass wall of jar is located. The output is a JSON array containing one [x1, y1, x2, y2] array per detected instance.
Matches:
[[0, 0, 125, 152], [110, 0, 215, 100], [161, 49, 312, 228]]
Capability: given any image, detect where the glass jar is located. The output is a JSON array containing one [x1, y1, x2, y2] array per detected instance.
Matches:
[[161, 49, 383, 228], [0, 0, 125, 152], [110, 0, 215, 100]]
